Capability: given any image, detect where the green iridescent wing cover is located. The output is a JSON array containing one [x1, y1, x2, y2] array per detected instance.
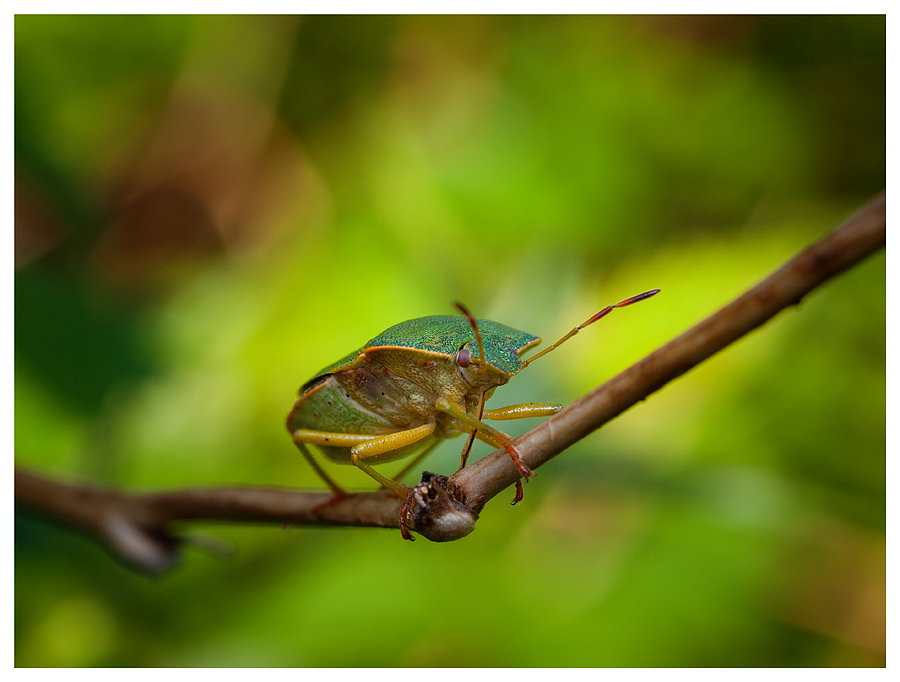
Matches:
[[302, 315, 541, 392]]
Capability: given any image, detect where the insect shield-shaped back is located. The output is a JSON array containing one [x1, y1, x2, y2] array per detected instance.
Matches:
[[363, 315, 542, 382]]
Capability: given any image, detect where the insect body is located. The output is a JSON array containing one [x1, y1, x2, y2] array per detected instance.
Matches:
[[287, 290, 660, 514]]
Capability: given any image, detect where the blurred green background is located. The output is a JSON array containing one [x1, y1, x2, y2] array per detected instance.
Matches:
[[15, 15, 885, 667]]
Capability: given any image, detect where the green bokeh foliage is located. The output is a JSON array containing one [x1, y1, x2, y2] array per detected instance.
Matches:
[[15, 15, 884, 667]]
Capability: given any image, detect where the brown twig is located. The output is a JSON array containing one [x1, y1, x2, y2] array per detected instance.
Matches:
[[15, 191, 886, 571], [14, 469, 404, 573]]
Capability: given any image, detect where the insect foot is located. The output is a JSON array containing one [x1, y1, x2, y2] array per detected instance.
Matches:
[[400, 471, 478, 542]]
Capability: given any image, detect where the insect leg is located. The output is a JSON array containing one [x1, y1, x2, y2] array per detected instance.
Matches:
[[483, 402, 562, 421], [435, 397, 534, 479], [291, 440, 347, 511], [483, 401, 562, 501], [292, 430, 382, 509], [291, 429, 381, 448], [390, 438, 441, 484], [459, 390, 487, 469], [351, 423, 437, 498]]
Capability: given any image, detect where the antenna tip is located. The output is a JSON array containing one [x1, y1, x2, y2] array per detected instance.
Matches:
[[614, 289, 661, 308]]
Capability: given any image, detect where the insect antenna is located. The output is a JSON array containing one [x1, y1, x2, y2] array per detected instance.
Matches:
[[520, 289, 660, 369], [454, 301, 487, 375], [459, 389, 487, 469]]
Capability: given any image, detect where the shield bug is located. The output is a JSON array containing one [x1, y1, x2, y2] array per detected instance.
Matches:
[[287, 289, 660, 534]]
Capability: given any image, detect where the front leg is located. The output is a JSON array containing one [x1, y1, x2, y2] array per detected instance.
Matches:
[[435, 397, 535, 479], [482, 402, 562, 421]]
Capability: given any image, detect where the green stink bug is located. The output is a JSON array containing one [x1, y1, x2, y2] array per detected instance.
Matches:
[[287, 289, 660, 530]]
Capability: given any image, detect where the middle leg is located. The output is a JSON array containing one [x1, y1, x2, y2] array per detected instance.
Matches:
[[435, 397, 535, 478]]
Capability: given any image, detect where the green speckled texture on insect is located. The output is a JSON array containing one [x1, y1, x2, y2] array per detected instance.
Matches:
[[305, 315, 541, 388], [290, 377, 393, 435]]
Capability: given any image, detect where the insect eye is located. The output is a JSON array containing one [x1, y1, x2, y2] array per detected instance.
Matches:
[[456, 348, 471, 367]]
